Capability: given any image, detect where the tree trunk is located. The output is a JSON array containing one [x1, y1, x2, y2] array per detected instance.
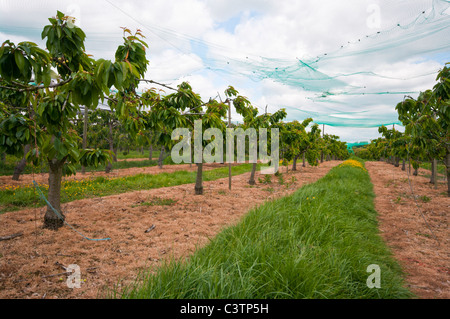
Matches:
[[292, 155, 299, 171], [394, 157, 400, 167], [413, 167, 418, 176], [320, 151, 324, 163], [105, 161, 113, 174], [43, 158, 65, 230], [195, 162, 203, 195], [105, 119, 114, 174], [401, 159, 406, 171], [248, 162, 257, 185], [12, 144, 30, 181], [158, 146, 165, 169], [149, 145, 153, 160], [302, 153, 306, 167], [1, 152, 5, 163]]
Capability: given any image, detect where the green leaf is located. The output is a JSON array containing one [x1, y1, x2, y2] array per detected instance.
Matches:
[[56, 26, 62, 39], [14, 50, 26, 74], [42, 66, 51, 87], [41, 25, 52, 39]]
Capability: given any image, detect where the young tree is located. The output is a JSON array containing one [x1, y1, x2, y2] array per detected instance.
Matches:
[[396, 63, 450, 195], [0, 12, 149, 229], [224, 86, 287, 185], [278, 118, 312, 172]]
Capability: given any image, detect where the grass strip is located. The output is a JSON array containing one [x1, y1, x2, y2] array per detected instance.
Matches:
[[115, 159, 412, 299], [0, 163, 255, 214], [0, 153, 169, 176], [116, 150, 161, 160]]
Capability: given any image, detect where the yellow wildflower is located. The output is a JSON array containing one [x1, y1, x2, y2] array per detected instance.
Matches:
[[339, 159, 367, 171]]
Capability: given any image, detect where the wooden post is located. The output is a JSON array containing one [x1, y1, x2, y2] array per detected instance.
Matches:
[[431, 113, 438, 189], [81, 107, 88, 174], [228, 99, 232, 191], [321, 124, 325, 163], [432, 159, 438, 188]]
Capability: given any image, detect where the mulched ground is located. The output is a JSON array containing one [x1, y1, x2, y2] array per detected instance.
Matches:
[[0, 161, 339, 299], [366, 161, 449, 299], [0, 160, 447, 299]]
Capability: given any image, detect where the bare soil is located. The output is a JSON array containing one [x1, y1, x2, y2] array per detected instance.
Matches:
[[366, 161, 449, 299], [0, 161, 339, 299]]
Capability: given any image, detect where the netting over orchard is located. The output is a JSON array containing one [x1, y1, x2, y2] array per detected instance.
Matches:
[[131, 0, 450, 128]]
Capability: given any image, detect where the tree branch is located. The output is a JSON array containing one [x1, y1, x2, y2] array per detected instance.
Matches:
[[0, 78, 72, 92], [139, 79, 178, 92], [0, 232, 23, 241]]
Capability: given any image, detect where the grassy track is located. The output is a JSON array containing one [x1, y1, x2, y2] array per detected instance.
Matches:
[[0, 163, 255, 214], [116, 150, 160, 160], [0, 152, 168, 176], [116, 159, 412, 299]]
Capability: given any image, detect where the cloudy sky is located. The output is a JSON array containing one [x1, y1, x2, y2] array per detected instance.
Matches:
[[1, 0, 449, 142]]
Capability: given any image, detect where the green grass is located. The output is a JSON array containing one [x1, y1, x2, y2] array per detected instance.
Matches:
[[116, 150, 161, 160], [0, 164, 256, 214], [117, 148, 160, 159], [420, 162, 447, 176], [113, 159, 412, 299], [0, 153, 169, 176]]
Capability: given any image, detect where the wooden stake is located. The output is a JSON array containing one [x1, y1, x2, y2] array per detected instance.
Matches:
[[81, 107, 88, 174], [228, 99, 232, 191]]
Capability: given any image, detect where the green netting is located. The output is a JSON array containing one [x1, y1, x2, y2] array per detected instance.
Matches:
[[204, 0, 450, 90], [202, 1, 449, 127], [1, 0, 449, 129], [140, 0, 450, 128], [134, 0, 448, 127], [347, 142, 369, 154]]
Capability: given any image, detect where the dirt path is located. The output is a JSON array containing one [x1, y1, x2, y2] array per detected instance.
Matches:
[[0, 161, 340, 299], [0, 163, 231, 187], [366, 161, 449, 299]]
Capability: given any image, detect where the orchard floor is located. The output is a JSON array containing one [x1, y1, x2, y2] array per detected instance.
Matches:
[[0, 160, 448, 299], [0, 161, 340, 299], [0, 162, 229, 187], [365, 161, 449, 299]]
